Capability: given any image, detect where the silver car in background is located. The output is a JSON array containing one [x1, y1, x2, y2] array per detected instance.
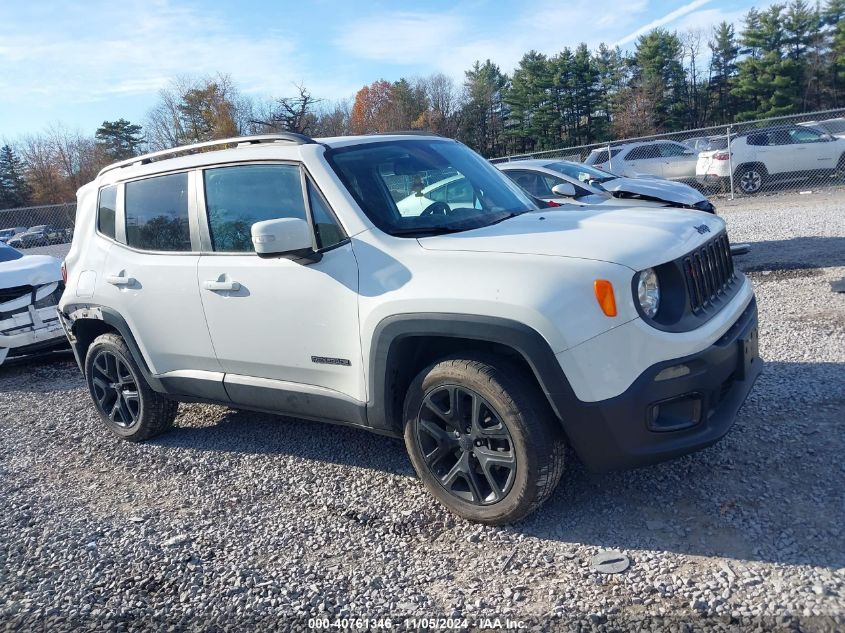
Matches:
[[584, 139, 699, 184]]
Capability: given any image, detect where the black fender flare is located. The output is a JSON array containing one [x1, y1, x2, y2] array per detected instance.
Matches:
[[61, 303, 166, 393], [366, 313, 579, 433]]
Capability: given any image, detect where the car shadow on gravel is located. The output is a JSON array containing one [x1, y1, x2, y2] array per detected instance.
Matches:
[[94, 359, 845, 570], [514, 360, 845, 570], [737, 236, 845, 272], [150, 407, 415, 476]]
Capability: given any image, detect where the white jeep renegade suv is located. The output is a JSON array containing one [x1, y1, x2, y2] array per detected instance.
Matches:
[[58, 133, 761, 524]]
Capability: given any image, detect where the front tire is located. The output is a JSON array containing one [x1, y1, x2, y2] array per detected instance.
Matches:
[[84, 333, 178, 442], [403, 355, 566, 525]]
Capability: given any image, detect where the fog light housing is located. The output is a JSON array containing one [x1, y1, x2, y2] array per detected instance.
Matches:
[[647, 394, 703, 432], [654, 364, 691, 381]]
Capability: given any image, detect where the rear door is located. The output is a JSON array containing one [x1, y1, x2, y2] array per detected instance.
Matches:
[[658, 142, 698, 180], [762, 130, 795, 175], [622, 144, 663, 177], [101, 171, 220, 375]]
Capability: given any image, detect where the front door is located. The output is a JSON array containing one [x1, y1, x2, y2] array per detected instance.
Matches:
[[787, 127, 837, 172], [195, 163, 365, 404]]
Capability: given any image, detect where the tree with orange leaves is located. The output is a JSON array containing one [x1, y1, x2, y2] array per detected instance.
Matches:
[[350, 80, 393, 134]]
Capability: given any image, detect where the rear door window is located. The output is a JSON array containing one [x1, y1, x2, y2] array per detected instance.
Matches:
[[626, 145, 660, 160], [507, 170, 553, 197], [125, 173, 191, 251]]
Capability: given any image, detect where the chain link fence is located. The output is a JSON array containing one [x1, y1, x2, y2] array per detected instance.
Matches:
[[492, 108, 845, 198], [0, 203, 76, 259]]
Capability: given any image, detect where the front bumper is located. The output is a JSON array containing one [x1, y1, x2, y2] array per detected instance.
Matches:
[[563, 298, 761, 471], [0, 305, 66, 364]]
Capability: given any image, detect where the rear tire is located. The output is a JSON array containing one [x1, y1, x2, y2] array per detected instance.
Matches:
[[84, 333, 178, 442], [736, 165, 765, 195], [403, 355, 566, 525]]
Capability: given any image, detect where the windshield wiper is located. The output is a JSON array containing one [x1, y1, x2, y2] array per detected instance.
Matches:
[[390, 226, 471, 237]]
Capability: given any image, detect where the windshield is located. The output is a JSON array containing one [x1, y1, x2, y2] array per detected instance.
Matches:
[[543, 161, 616, 189], [327, 139, 538, 237], [0, 244, 23, 262]]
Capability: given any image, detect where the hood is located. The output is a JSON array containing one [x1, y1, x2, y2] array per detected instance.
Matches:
[[0, 254, 62, 288], [602, 176, 710, 209], [418, 207, 724, 271]]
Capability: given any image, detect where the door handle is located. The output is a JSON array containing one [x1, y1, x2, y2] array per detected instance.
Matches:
[[203, 279, 241, 292], [106, 274, 135, 286]]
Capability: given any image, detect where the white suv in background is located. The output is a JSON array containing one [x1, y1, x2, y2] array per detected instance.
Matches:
[[584, 139, 699, 183], [59, 133, 761, 524], [697, 125, 845, 194]]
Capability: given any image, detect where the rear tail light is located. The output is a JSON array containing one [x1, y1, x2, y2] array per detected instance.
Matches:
[[61, 261, 67, 284], [713, 151, 731, 161]]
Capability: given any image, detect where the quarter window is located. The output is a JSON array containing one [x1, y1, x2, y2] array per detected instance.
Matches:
[[97, 185, 117, 239], [125, 173, 191, 251], [204, 164, 307, 253], [307, 179, 345, 249]]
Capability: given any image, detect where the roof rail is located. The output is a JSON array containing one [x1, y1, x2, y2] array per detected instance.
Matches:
[[373, 130, 442, 137], [97, 133, 317, 178]]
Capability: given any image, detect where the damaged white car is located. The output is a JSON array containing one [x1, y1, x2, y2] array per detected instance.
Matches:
[[0, 242, 66, 365], [498, 159, 716, 213]]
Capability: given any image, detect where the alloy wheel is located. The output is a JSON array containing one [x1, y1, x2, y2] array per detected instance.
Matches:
[[740, 170, 762, 193], [414, 385, 516, 505], [90, 350, 140, 427]]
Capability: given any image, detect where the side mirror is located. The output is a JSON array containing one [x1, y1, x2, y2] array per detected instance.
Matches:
[[251, 217, 321, 263], [551, 182, 577, 197]]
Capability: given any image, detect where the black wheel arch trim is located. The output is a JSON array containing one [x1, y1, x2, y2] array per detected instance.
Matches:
[[367, 313, 577, 435], [61, 303, 166, 393]]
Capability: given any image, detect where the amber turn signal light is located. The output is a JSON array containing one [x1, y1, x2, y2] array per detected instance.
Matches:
[[594, 280, 617, 317]]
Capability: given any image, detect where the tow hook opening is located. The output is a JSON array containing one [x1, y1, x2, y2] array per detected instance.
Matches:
[[647, 394, 703, 432]]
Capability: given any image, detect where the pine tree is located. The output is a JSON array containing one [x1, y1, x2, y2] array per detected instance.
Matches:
[[95, 119, 144, 161], [709, 22, 740, 123], [0, 144, 32, 210], [504, 51, 556, 151], [824, 0, 845, 106], [460, 60, 508, 157], [593, 44, 629, 139], [632, 29, 688, 130]]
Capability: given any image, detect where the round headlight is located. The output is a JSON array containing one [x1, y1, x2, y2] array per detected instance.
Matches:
[[637, 268, 660, 318]]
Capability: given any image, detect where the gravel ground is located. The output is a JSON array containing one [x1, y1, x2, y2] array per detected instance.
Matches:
[[1, 190, 844, 632]]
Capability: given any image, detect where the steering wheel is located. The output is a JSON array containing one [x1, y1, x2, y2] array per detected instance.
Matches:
[[420, 201, 451, 217]]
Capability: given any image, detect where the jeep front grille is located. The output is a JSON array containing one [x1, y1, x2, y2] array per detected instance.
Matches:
[[682, 233, 736, 313]]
